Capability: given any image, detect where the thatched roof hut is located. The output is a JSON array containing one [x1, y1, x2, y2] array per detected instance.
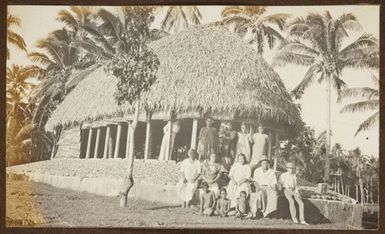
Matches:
[[46, 25, 303, 162], [46, 25, 302, 131]]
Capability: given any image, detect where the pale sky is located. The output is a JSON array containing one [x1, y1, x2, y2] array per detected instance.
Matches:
[[7, 5, 380, 156]]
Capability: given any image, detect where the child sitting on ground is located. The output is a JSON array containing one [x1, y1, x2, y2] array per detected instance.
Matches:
[[215, 188, 231, 217], [200, 182, 216, 216], [228, 191, 252, 219]]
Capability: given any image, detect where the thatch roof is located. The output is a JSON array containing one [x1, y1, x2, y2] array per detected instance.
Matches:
[[46, 25, 303, 133]]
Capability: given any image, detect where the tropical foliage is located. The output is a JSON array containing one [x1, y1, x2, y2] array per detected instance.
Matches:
[[221, 6, 289, 54], [273, 11, 379, 182], [281, 126, 379, 204], [7, 13, 27, 59], [160, 6, 202, 33], [339, 75, 379, 135]]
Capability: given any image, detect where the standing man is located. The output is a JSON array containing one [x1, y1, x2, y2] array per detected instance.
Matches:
[[250, 125, 269, 171], [197, 118, 219, 161], [250, 156, 278, 218], [279, 162, 309, 225], [178, 149, 201, 208]]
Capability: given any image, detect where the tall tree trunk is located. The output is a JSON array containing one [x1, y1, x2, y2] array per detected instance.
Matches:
[[120, 99, 140, 207], [359, 170, 364, 204], [324, 77, 331, 182], [370, 177, 373, 204]]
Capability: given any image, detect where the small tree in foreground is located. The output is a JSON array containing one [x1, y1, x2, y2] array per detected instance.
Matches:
[[105, 6, 160, 207]]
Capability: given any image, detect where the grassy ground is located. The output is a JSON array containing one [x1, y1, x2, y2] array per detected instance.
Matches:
[[6, 177, 360, 229]]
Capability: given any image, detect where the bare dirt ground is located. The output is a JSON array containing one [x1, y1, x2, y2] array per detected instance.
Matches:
[[6, 178, 359, 229]]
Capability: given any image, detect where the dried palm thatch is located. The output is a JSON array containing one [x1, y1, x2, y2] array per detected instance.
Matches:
[[46, 25, 302, 133]]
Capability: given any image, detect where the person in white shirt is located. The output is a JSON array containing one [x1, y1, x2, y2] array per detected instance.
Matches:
[[227, 153, 251, 208], [279, 162, 308, 225], [178, 149, 201, 208], [249, 156, 278, 218]]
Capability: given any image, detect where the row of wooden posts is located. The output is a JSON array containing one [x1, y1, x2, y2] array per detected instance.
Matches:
[[83, 119, 201, 160], [82, 118, 281, 162]]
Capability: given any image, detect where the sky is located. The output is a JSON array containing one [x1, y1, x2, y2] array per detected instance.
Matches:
[[7, 5, 380, 156]]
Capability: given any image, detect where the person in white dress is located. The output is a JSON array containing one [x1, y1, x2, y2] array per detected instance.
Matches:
[[227, 153, 251, 208], [236, 123, 252, 163], [178, 149, 201, 208], [250, 126, 269, 172], [279, 162, 309, 225], [158, 121, 180, 161], [249, 156, 278, 218]]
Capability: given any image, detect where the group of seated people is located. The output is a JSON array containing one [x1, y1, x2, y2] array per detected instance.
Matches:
[[178, 148, 309, 225]]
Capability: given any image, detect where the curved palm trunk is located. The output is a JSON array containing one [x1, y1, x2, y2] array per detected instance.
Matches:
[[120, 99, 140, 207], [324, 77, 331, 182]]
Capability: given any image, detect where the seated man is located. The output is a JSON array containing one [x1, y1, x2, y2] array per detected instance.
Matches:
[[279, 162, 309, 225], [178, 149, 201, 208], [249, 156, 278, 218]]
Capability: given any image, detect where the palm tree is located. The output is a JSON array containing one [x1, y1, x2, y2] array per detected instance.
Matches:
[[29, 27, 98, 127], [7, 13, 27, 59], [339, 75, 379, 135], [221, 6, 290, 54], [6, 64, 40, 96], [272, 11, 379, 182], [56, 6, 95, 33], [160, 6, 202, 33], [67, 6, 162, 206]]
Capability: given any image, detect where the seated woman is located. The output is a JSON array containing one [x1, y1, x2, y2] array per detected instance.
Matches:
[[226, 153, 251, 208], [249, 156, 278, 218], [201, 153, 222, 197]]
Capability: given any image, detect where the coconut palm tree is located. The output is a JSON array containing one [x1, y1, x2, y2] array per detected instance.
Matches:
[[339, 75, 379, 136], [272, 11, 379, 182], [160, 6, 202, 33], [7, 13, 27, 59], [221, 6, 290, 54], [56, 6, 96, 33], [29, 27, 98, 127], [69, 6, 162, 207]]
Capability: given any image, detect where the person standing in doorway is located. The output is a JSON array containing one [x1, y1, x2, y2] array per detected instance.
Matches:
[[158, 121, 181, 161], [236, 123, 252, 163], [197, 118, 218, 161], [250, 125, 269, 171]]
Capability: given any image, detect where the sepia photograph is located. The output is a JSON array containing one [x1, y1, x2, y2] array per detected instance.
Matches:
[[5, 4, 380, 230]]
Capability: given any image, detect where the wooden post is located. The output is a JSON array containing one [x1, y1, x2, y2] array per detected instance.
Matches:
[[114, 122, 123, 159], [273, 132, 280, 171], [165, 121, 173, 161], [144, 120, 152, 160], [190, 119, 198, 149], [94, 128, 101, 159], [103, 125, 111, 159], [125, 122, 131, 159], [268, 131, 273, 160], [85, 128, 93, 159]]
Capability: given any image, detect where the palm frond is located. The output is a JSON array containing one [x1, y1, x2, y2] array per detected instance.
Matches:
[[340, 100, 379, 113], [272, 50, 315, 67], [7, 31, 27, 52], [57, 10, 78, 30], [355, 112, 379, 136], [29, 52, 56, 67], [263, 13, 291, 30], [7, 14, 22, 27], [291, 64, 321, 99], [221, 6, 243, 17], [338, 87, 378, 102]]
